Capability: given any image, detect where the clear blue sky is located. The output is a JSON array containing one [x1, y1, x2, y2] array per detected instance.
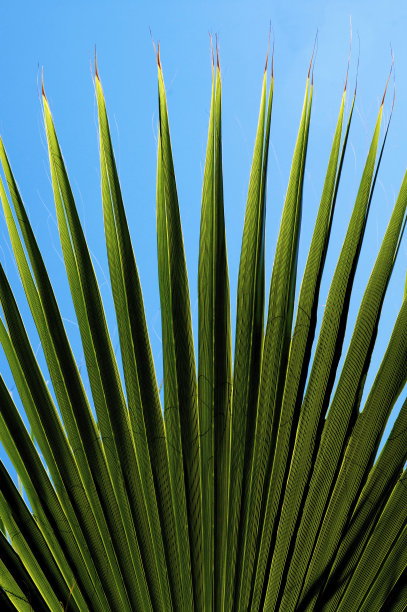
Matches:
[[1, 1, 407, 477]]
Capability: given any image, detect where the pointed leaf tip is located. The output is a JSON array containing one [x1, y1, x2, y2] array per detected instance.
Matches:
[[215, 33, 220, 69], [311, 53, 316, 86], [265, 25, 271, 72], [381, 54, 394, 106], [308, 30, 318, 78], [41, 67, 46, 99], [149, 27, 161, 68], [157, 42, 161, 69], [209, 33, 214, 68], [271, 37, 275, 78], [94, 46, 99, 80]]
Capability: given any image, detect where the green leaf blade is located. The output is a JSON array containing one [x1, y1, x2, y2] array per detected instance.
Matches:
[[157, 65, 202, 608], [224, 63, 268, 612]]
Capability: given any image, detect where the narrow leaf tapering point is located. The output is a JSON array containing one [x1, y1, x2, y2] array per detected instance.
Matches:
[[308, 30, 318, 78], [41, 67, 46, 99], [381, 54, 394, 107], [209, 33, 214, 68], [94, 46, 99, 80], [265, 24, 271, 72], [149, 27, 160, 68], [271, 37, 275, 78]]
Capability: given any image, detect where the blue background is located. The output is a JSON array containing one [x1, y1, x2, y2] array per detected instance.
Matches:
[[1, 1, 407, 479]]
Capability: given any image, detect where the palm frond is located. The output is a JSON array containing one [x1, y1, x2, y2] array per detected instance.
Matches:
[[0, 39, 406, 612]]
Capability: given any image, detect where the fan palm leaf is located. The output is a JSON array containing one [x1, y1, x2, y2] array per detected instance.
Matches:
[[0, 39, 406, 612]]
